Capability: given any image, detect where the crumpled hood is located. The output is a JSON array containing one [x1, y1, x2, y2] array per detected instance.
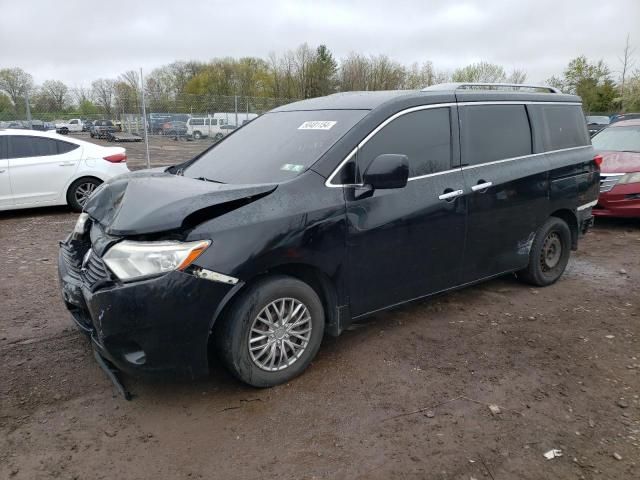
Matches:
[[84, 170, 277, 236], [598, 150, 640, 174]]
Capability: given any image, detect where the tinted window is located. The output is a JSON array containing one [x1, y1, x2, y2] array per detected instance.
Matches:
[[211, 119, 218, 125], [0, 136, 7, 159], [9, 136, 59, 158], [356, 107, 452, 179], [191, 119, 205, 126], [460, 105, 532, 165], [541, 104, 589, 150], [57, 140, 80, 154], [185, 110, 368, 184]]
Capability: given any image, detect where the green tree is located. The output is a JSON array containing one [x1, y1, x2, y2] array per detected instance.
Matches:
[[452, 62, 507, 83], [307, 45, 338, 97], [550, 56, 616, 112]]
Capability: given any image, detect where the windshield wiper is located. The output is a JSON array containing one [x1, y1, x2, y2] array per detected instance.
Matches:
[[195, 176, 226, 184]]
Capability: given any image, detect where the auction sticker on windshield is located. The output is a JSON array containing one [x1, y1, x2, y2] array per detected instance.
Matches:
[[298, 121, 336, 130]]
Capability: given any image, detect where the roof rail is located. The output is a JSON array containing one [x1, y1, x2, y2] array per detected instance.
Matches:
[[422, 82, 562, 94]]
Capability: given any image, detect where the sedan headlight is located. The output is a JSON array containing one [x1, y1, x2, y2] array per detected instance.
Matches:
[[618, 172, 640, 185], [103, 240, 211, 280]]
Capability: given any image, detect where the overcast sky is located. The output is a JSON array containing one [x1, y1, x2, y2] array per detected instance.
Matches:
[[1, 0, 638, 87]]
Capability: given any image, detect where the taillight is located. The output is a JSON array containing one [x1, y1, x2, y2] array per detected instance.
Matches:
[[593, 154, 603, 168], [104, 153, 127, 163]]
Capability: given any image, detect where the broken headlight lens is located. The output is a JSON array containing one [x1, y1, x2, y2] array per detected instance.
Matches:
[[103, 240, 210, 280]]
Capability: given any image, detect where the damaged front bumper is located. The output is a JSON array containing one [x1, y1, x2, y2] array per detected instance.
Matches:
[[58, 237, 237, 380]]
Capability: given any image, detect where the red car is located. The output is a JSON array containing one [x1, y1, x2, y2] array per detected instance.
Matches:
[[592, 119, 640, 217]]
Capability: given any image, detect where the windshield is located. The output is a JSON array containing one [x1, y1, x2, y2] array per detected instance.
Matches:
[[586, 116, 610, 125], [184, 109, 367, 184], [592, 126, 640, 152]]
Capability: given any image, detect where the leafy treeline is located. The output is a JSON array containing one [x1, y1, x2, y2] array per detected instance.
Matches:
[[0, 41, 638, 119]]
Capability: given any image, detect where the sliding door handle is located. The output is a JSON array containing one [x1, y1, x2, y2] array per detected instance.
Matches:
[[438, 189, 464, 201], [471, 181, 493, 192]]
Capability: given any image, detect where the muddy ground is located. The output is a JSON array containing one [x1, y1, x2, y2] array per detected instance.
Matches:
[[1, 137, 639, 479]]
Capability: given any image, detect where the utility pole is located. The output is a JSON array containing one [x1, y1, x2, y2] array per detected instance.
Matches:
[[24, 91, 32, 129], [140, 68, 151, 169]]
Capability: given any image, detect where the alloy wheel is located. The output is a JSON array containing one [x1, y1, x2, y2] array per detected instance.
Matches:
[[75, 182, 97, 207], [248, 298, 312, 372]]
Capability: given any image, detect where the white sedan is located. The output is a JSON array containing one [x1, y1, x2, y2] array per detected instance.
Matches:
[[0, 129, 129, 212]]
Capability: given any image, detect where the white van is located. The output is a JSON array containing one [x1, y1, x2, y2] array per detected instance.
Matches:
[[187, 113, 258, 140]]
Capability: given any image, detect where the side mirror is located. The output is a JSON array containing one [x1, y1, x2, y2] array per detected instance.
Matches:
[[363, 154, 409, 190]]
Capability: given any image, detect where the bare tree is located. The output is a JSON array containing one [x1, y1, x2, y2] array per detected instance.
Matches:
[[507, 69, 527, 84], [452, 62, 507, 83], [0, 67, 34, 112], [71, 86, 93, 105], [38, 80, 69, 111], [91, 79, 115, 115], [619, 34, 636, 111]]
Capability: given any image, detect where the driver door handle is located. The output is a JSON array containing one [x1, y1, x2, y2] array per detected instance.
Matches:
[[471, 181, 493, 192], [59, 162, 75, 166], [438, 189, 464, 201]]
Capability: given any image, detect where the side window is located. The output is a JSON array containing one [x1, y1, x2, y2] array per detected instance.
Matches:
[[0, 136, 7, 159], [211, 119, 218, 126], [541, 105, 589, 150], [9, 136, 60, 159], [204, 119, 210, 126], [56, 140, 79, 154], [70, 120, 78, 125], [460, 105, 532, 166], [357, 108, 452, 179], [191, 119, 204, 126]]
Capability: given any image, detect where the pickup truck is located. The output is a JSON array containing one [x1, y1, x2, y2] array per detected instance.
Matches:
[[90, 120, 118, 139], [55, 118, 83, 134]]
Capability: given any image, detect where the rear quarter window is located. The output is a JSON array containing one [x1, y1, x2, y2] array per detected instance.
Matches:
[[460, 104, 532, 165], [541, 104, 589, 151]]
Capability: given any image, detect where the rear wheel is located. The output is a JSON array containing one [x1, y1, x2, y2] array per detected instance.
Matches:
[[67, 177, 102, 212], [215, 275, 325, 387], [517, 217, 572, 286], [214, 133, 224, 142]]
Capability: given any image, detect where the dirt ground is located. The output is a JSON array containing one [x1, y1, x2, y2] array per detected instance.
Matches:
[[1, 139, 639, 479]]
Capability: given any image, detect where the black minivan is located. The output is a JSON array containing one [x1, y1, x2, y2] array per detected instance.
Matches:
[[58, 83, 600, 387]]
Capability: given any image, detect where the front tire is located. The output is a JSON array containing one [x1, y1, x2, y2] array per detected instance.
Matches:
[[67, 177, 102, 212], [193, 131, 202, 140], [216, 275, 325, 387], [517, 217, 572, 286]]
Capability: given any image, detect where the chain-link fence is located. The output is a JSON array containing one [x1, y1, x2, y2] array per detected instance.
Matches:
[[0, 92, 300, 169]]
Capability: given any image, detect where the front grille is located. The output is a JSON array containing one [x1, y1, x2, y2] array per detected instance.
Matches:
[[600, 174, 624, 193], [81, 250, 111, 288], [61, 243, 82, 281]]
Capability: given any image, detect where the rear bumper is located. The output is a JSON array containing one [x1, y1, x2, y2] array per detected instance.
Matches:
[[594, 183, 640, 218], [58, 245, 236, 379]]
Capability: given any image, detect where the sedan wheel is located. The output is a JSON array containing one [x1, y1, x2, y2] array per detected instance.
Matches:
[[67, 178, 102, 212]]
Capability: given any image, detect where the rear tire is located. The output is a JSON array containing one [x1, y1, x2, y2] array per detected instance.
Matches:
[[215, 275, 325, 387], [517, 217, 572, 286], [67, 177, 102, 212]]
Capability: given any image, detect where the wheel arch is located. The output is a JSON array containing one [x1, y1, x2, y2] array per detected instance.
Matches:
[[64, 174, 105, 205], [550, 208, 579, 250], [208, 262, 342, 351]]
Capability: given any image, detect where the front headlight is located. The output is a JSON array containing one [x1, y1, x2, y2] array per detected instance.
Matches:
[[619, 172, 640, 185], [103, 240, 211, 280]]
